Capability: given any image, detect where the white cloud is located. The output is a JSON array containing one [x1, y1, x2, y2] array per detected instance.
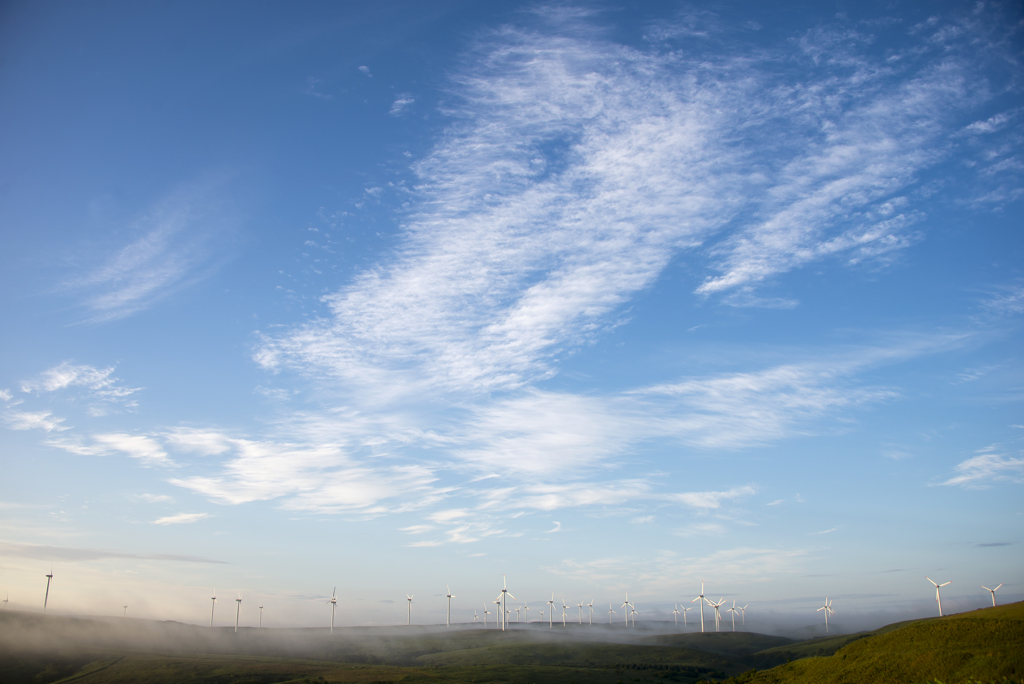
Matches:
[[669, 486, 756, 509], [135, 493, 173, 503], [48, 433, 171, 465], [358, 65, 371, 76], [767, 499, 784, 506], [3, 410, 67, 432], [389, 95, 414, 116], [62, 181, 231, 323], [0, 389, 11, 402], [939, 446, 1024, 487], [20, 362, 138, 400], [153, 512, 209, 525]]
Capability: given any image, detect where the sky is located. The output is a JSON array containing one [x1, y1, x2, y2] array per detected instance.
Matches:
[[0, 0, 1022, 633]]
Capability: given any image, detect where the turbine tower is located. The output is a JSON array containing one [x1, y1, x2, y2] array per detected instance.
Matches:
[[817, 597, 835, 633], [621, 593, 631, 626], [608, 603, 616, 624], [927, 577, 952, 617], [499, 575, 515, 631], [326, 587, 338, 634], [259, 603, 264, 628], [234, 593, 242, 633], [629, 604, 638, 627], [587, 599, 594, 625], [547, 593, 555, 628], [515, 606, 521, 622], [3, 594, 8, 609], [210, 589, 217, 627], [122, 605, 127, 618], [406, 594, 414, 626], [739, 604, 748, 626], [727, 600, 738, 632], [706, 597, 726, 632], [523, 603, 529, 623], [982, 584, 1002, 607], [672, 604, 680, 626], [43, 569, 53, 610], [483, 604, 490, 627], [472, 610, 478, 623], [682, 605, 691, 627], [445, 585, 456, 628], [561, 599, 568, 626], [691, 581, 706, 633], [492, 597, 502, 628]]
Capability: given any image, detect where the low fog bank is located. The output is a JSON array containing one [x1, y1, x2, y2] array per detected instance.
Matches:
[[0, 603, 979, 664]]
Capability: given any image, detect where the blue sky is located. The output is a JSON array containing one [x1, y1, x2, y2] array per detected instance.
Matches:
[[0, 0, 1021, 631]]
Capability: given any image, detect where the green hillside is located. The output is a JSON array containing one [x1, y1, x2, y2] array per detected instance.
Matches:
[[723, 602, 1024, 684], [1, 604, 1020, 684]]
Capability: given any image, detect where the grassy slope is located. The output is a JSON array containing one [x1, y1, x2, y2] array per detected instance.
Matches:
[[723, 602, 1024, 684]]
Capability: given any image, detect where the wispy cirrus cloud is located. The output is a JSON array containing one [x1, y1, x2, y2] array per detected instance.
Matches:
[[62, 180, 233, 323], [939, 445, 1024, 488], [4, 410, 67, 432], [20, 361, 139, 401], [47, 432, 171, 466], [152, 512, 209, 525]]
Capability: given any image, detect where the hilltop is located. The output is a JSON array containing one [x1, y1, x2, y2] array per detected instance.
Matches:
[[0, 603, 1020, 683]]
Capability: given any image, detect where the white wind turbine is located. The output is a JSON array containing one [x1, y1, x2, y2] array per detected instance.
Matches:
[[621, 593, 631, 626], [630, 604, 639, 627], [122, 605, 127, 618], [817, 597, 835, 633], [672, 604, 680, 626], [691, 581, 706, 633], [608, 603, 616, 624], [472, 610, 479, 623], [587, 599, 595, 625], [682, 605, 691, 627], [406, 594, 414, 626], [2, 594, 8, 609], [326, 587, 338, 634], [259, 603, 264, 628], [726, 600, 738, 632], [706, 597, 726, 632], [561, 599, 568, 626], [577, 600, 584, 624], [493, 597, 502, 629], [927, 577, 952, 617], [210, 589, 217, 627], [234, 593, 242, 633], [445, 585, 456, 628], [739, 604, 748, 626], [43, 569, 53, 610], [515, 606, 521, 623], [483, 604, 490, 627], [547, 593, 555, 628], [523, 603, 529, 623], [982, 583, 1002, 607], [499, 575, 515, 631]]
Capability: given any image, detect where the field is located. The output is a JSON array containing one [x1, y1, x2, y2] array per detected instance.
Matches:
[[0, 602, 1020, 684]]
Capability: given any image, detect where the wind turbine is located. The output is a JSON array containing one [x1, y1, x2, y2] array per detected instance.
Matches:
[[691, 581, 706, 633], [739, 604, 748, 626], [561, 599, 568, 626], [326, 587, 338, 634], [210, 589, 217, 627], [547, 593, 555, 628], [43, 569, 53, 610], [927, 577, 952, 617], [445, 585, 456, 628], [577, 601, 584, 624], [122, 605, 127, 618], [982, 584, 1003, 607], [629, 604, 639, 627], [2, 594, 7, 609], [706, 597, 726, 632], [515, 606, 521, 623], [726, 600, 738, 632], [608, 603, 616, 624], [493, 597, 502, 629], [499, 575, 515, 631], [672, 604, 680, 626], [473, 610, 479, 623], [587, 599, 594, 625], [523, 603, 529, 623], [621, 593, 631, 626], [406, 594, 414, 626], [234, 593, 242, 633], [817, 597, 835, 633], [483, 604, 490, 627], [682, 605, 691, 627], [259, 604, 264, 628]]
